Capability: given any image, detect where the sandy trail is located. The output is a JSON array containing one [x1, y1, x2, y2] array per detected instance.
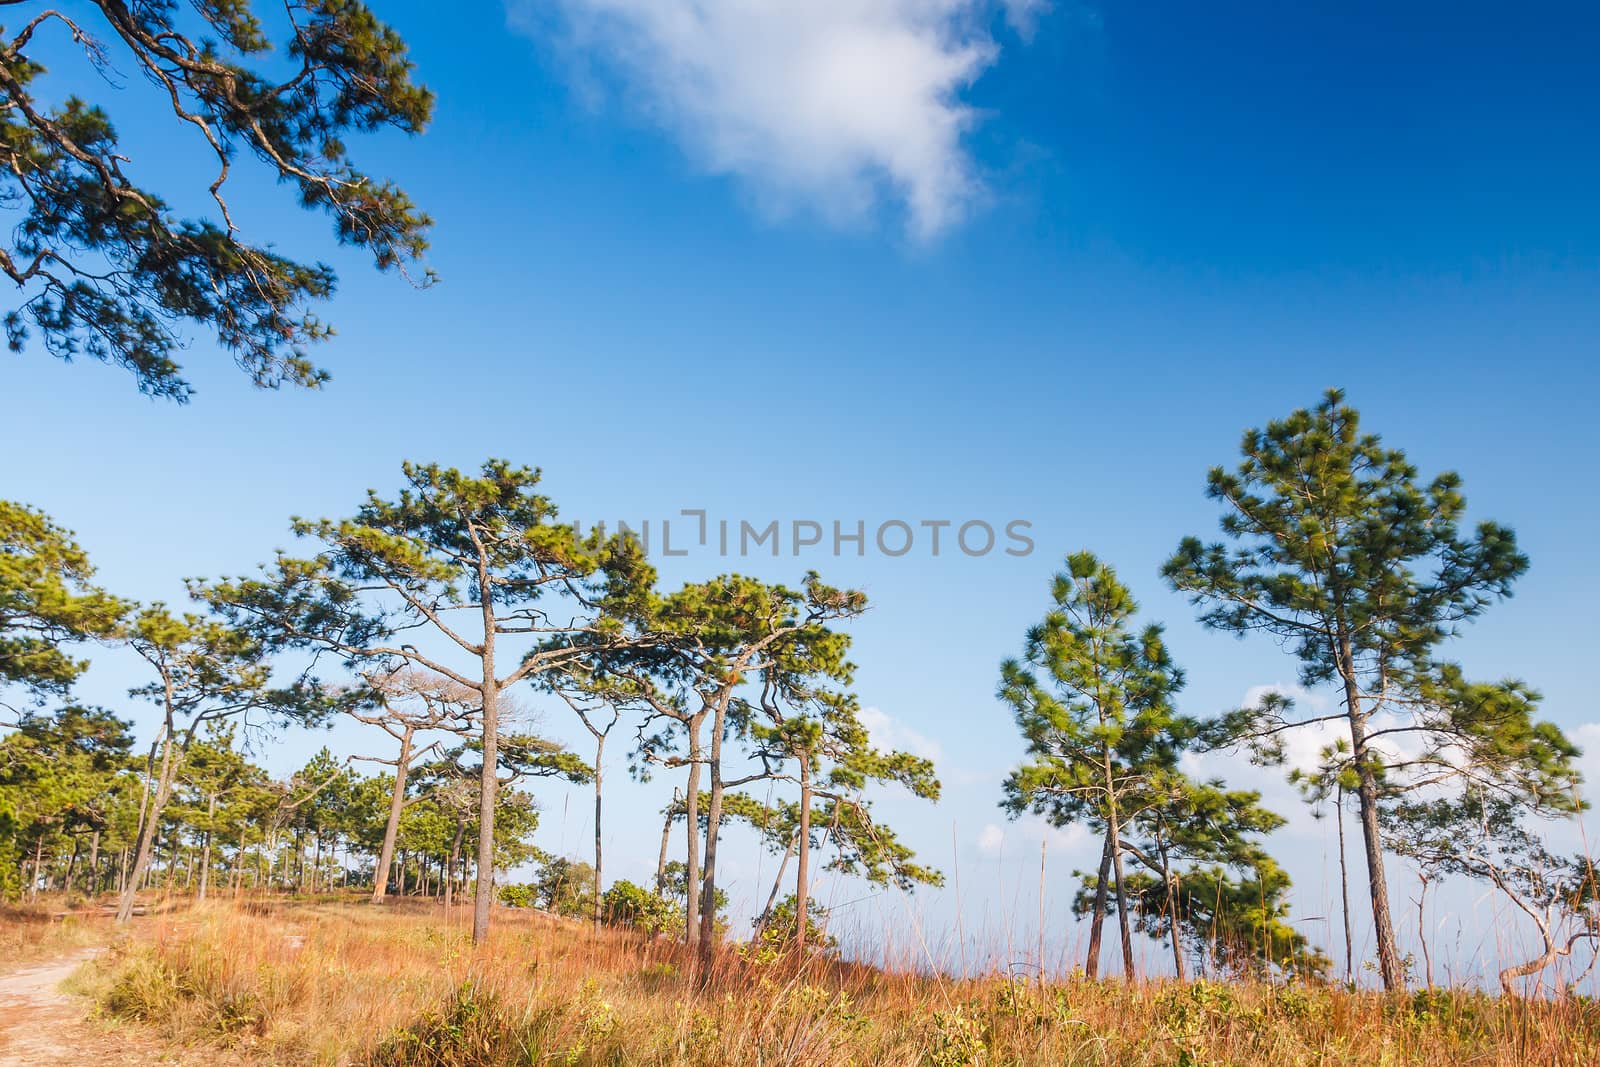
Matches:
[[0, 947, 173, 1065]]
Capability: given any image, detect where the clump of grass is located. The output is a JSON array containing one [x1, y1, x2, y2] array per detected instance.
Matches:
[[74, 899, 1600, 1066], [366, 983, 537, 1067]]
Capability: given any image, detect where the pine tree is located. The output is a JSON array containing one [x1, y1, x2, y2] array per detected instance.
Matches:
[[619, 572, 868, 970], [749, 668, 941, 954], [350, 668, 476, 904], [1, 0, 434, 399], [1164, 389, 1578, 990], [201, 459, 653, 943], [0, 703, 134, 898], [1, 500, 126, 705], [999, 551, 1186, 980], [116, 603, 336, 920]]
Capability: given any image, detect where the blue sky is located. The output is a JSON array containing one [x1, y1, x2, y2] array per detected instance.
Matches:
[[4, 1, 1599, 981]]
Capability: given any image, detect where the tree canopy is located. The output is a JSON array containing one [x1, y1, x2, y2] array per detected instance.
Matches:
[[1, 0, 433, 399]]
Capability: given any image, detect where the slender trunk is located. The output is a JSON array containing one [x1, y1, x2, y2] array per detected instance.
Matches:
[[118, 721, 179, 922], [445, 819, 464, 910], [28, 837, 43, 902], [1101, 743, 1134, 981], [754, 833, 796, 939], [1342, 660, 1403, 991], [197, 792, 217, 901], [131, 739, 157, 872], [86, 831, 101, 897], [1086, 831, 1114, 977], [1416, 879, 1434, 991], [64, 837, 82, 891], [592, 733, 605, 926], [795, 753, 813, 955], [1159, 831, 1186, 982], [698, 707, 727, 969], [372, 728, 413, 904], [683, 724, 704, 949], [1109, 817, 1134, 981], [472, 574, 501, 943], [1337, 785, 1353, 981], [655, 795, 675, 892]]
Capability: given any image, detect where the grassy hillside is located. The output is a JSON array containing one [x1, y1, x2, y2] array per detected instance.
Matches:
[[37, 898, 1596, 1066]]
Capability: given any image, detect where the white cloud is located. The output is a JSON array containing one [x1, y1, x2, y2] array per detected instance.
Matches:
[[977, 817, 1086, 858], [859, 704, 944, 763], [520, 0, 1037, 239], [1000, 0, 1050, 41]]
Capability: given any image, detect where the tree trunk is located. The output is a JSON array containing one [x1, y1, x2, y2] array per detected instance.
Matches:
[[86, 831, 101, 897], [28, 837, 43, 902], [1416, 879, 1434, 990], [1159, 831, 1186, 982], [1101, 741, 1135, 981], [1085, 831, 1114, 978], [1342, 663, 1403, 991], [118, 724, 179, 922], [655, 796, 675, 893], [754, 833, 797, 940], [592, 733, 605, 926], [683, 724, 704, 950], [197, 791, 217, 901], [64, 837, 81, 892], [1109, 819, 1135, 981], [445, 819, 464, 910], [473, 656, 499, 944], [372, 728, 413, 904], [795, 754, 813, 955], [1336, 784, 1353, 981], [698, 705, 727, 970]]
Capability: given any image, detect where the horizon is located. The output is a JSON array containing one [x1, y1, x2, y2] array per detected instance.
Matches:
[[4, 0, 1598, 994]]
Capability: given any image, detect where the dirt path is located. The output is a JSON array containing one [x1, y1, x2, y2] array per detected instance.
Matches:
[[0, 947, 173, 1066]]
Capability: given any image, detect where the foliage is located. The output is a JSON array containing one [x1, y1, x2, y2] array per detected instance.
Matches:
[[498, 883, 534, 909], [202, 459, 653, 941], [601, 879, 679, 936], [1385, 789, 1600, 995], [0, 703, 135, 896], [1163, 389, 1579, 990], [0, 501, 126, 703], [755, 893, 836, 954], [1, 0, 434, 399], [533, 856, 596, 918]]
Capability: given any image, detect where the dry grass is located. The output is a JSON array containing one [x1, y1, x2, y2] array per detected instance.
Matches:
[[44, 899, 1600, 1066], [0, 897, 114, 967]]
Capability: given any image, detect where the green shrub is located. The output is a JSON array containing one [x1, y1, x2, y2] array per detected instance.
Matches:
[[600, 879, 678, 935], [498, 883, 535, 909]]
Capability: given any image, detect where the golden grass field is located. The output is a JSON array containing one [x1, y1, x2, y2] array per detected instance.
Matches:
[[1, 897, 1593, 1066]]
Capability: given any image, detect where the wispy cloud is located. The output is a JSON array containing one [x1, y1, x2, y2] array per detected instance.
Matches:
[[517, 1, 1041, 239], [976, 818, 1086, 857], [859, 705, 945, 764]]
